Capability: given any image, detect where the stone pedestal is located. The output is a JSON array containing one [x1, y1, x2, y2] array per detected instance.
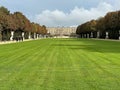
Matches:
[[22, 32, 25, 40], [97, 31, 100, 38], [105, 32, 109, 39], [28, 32, 31, 39], [34, 33, 36, 39], [84, 34, 86, 38], [87, 34, 89, 38], [90, 32, 93, 38], [37, 34, 39, 39], [10, 31, 14, 41], [39, 34, 42, 38]]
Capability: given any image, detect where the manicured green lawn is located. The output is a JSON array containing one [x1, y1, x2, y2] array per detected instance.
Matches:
[[0, 38, 120, 90]]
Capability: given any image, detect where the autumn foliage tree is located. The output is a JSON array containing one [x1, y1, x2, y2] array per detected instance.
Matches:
[[76, 10, 120, 39], [0, 6, 47, 41], [105, 11, 119, 39], [76, 20, 97, 38]]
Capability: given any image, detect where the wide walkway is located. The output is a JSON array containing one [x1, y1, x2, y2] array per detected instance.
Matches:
[[0, 38, 119, 45], [0, 39, 39, 45]]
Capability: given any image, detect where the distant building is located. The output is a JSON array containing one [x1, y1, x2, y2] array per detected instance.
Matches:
[[47, 27, 77, 37]]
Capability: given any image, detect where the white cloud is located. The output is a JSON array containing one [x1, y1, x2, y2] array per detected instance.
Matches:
[[112, 0, 120, 10], [34, 2, 114, 27]]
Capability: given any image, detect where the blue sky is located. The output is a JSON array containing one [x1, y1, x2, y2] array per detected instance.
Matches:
[[0, 0, 120, 27]]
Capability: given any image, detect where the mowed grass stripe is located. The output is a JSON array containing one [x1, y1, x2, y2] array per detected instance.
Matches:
[[0, 38, 120, 90], [67, 43, 100, 89], [69, 39, 120, 89], [0, 39, 52, 89]]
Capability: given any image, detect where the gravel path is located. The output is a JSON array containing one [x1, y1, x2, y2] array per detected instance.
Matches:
[[0, 38, 119, 45], [0, 39, 35, 45], [92, 38, 120, 42]]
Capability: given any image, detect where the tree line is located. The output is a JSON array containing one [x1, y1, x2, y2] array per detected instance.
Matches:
[[76, 10, 120, 39], [0, 6, 47, 41]]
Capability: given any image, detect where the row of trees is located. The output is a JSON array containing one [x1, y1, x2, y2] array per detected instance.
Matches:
[[0, 6, 47, 41], [76, 10, 120, 39]]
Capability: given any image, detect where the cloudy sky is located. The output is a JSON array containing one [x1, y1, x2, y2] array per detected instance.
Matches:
[[0, 0, 120, 27]]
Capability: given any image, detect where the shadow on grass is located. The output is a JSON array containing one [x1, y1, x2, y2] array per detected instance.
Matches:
[[52, 44, 87, 47], [52, 38, 120, 53], [52, 43, 120, 53], [69, 45, 120, 53], [57, 38, 88, 42]]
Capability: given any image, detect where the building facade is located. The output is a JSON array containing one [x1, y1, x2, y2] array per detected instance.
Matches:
[[47, 27, 77, 36]]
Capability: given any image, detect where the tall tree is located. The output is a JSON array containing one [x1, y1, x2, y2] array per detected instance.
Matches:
[[96, 17, 106, 38]]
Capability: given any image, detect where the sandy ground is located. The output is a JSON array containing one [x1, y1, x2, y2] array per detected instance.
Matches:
[[0, 38, 119, 45], [92, 38, 120, 42], [0, 39, 35, 45]]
